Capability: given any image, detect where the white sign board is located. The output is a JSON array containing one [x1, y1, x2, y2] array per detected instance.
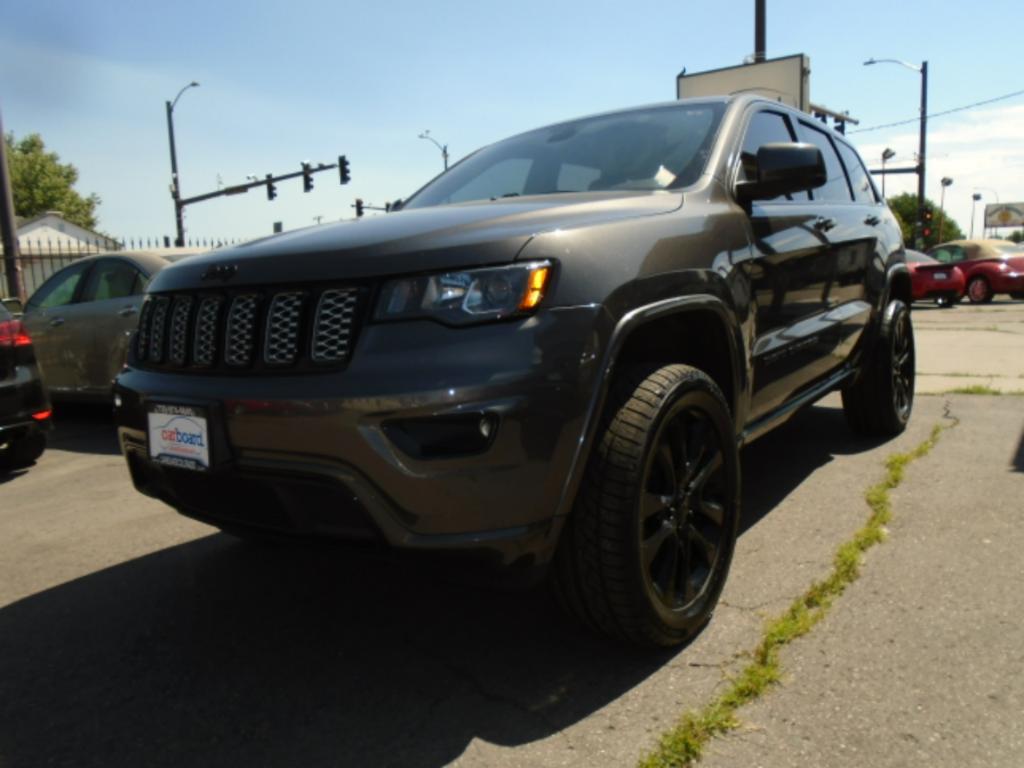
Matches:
[[677, 54, 810, 111], [984, 203, 1024, 228]]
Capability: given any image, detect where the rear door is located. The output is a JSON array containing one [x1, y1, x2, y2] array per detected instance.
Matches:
[[77, 258, 149, 394], [20, 260, 94, 394], [794, 122, 876, 361]]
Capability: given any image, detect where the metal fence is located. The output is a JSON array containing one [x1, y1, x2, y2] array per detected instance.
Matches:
[[7, 236, 246, 298]]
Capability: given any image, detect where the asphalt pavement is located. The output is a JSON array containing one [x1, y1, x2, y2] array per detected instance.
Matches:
[[0, 301, 1021, 767]]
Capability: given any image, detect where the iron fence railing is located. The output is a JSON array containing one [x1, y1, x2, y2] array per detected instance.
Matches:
[[5, 236, 246, 298]]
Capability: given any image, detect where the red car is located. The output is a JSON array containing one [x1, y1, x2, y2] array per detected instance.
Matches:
[[906, 249, 965, 307], [927, 239, 1024, 304]]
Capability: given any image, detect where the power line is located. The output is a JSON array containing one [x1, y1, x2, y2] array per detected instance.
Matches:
[[850, 88, 1024, 134]]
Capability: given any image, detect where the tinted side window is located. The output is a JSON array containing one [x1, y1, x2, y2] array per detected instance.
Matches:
[[836, 141, 877, 204], [931, 246, 965, 264], [796, 123, 852, 202], [81, 260, 144, 302], [738, 111, 808, 201], [27, 261, 91, 310]]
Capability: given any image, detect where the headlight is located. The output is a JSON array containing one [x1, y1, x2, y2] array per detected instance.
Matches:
[[374, 261, 552, 325]]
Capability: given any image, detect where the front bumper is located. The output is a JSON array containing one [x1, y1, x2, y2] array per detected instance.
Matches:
[[114, 306, 605, 568]]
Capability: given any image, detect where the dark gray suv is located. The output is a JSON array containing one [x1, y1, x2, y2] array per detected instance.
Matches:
[[114, 96, 914, 647]]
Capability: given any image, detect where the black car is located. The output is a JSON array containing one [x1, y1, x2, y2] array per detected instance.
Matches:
[[0, 300, 50, 470], [113, 96, 913, 647]]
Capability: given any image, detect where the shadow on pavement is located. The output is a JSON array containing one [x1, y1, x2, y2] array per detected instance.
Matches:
[[48, 402, 120, 456], [738, 402, 890, 534], [1012, 426, 1024, 473], [0, 402, 894, 768]]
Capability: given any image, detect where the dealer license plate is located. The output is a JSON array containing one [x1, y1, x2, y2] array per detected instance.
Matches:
[[933, 272, 949, 280], [147, 403, 210, 472]]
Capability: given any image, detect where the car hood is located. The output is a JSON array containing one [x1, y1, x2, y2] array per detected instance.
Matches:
[[150, 192, 682, 292]]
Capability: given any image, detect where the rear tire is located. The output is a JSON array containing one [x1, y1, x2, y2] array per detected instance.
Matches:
[[552, 364, 740, 647], [842, 300, 915, 437], [967, 276, 993, 304], [0, 432, 46, 471]]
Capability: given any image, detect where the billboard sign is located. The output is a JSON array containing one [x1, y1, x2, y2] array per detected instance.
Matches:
[[677, 54, 810, 111], [984, 203, 1024, 228]]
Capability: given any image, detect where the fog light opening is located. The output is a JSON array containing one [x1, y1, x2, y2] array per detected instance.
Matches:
[[479, 415, 496, 439]]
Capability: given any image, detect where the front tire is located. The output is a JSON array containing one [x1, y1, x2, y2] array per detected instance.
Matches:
[[553, 365, 740, 647], [842, 299, 915, 436]]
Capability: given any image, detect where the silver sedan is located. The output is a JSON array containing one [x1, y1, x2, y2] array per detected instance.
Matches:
[[20, 250, 201, 401]]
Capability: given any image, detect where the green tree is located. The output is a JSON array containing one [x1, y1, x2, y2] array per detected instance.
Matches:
[[5, 132, 100, 230], [886, 192, 964, 250]]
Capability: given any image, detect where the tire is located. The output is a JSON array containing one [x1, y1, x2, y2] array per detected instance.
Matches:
[[967, 276, 993, 304], [0, 432, 46, 471], [552, 364, 740, 647], [842, 299, 915, 437]]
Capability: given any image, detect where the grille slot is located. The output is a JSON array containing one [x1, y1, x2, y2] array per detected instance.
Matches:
[[312, 288, 359, 364], [135, 285, 362, 373], [192, 296, 223, 367], [168, 297, 193, 366], [264, 291, 306, 365], [148, 296, 171, 363]]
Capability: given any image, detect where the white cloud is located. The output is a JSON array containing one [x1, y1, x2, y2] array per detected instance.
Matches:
[[854, 101, 1024, 237]]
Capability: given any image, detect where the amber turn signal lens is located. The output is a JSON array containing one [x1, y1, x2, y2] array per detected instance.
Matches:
[[518, 267, 550, 310]]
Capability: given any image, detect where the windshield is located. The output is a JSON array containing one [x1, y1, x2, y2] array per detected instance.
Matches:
[[403, 102, 725, 209]]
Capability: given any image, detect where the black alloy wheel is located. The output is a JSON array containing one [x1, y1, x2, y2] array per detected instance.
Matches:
[[842, 299, 915, 437], [552, 364, 739, 647], [891, 305, 914, 424], [639, 401, 728, 618]]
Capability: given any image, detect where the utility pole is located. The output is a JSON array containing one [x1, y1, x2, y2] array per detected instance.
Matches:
[[754, 0, 766, 62], [165, 81, 199, 247], [0, 109, 24, 302], [917, 61, 929, 250]]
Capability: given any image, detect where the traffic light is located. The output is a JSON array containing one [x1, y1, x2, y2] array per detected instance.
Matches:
[[355, 198, 364, 218], [922, 204, 933, 239], [339, 155, 351, 185], [266, 173, 277, 201], [302, 162, 314, 193]]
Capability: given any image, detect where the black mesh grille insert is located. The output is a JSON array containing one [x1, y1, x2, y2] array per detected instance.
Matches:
[[135, 284, 364, 373]]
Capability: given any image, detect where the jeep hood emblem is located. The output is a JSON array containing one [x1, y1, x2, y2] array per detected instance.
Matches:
[[200, 263, 239, 282]]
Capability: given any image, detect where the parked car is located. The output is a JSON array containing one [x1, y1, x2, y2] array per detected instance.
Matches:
[[906, 249, 964, 307], [20, 249, 201, 401], [0, 300, 50, 470], [926, 239, 1024, 303], [113, 96, 913, 647]]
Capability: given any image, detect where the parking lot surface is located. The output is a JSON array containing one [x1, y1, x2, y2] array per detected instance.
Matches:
[[0, 301, 1022, 767]]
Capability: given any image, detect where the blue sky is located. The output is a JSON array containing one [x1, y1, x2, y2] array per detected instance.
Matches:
[[3, 0, 1021, 241]]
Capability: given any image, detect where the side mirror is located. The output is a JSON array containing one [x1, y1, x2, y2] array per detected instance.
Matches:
[[736, 143, 826, 203], [1, 297, 24, 317]]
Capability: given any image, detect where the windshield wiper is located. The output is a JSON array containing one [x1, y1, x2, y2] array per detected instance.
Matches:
[[490, 192, 521, 200]]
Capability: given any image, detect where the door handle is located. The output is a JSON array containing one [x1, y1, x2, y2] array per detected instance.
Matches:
[[118, 306, 139, 317], [49, 317, 65, 327], [864, 215, 881, 226], [813, 217, 837, 232]]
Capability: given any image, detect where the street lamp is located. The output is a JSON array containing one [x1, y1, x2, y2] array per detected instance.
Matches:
[[864, 58, 928, 248], [418, 130, 449, 171], [971, 192, 982, 239], [881, 148, 896, 198], [166, 80, 200, 247], [938, 177, 953, 244], [974, 187, 1000, 238]]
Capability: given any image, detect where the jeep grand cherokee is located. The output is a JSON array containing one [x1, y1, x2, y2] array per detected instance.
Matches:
[[113, 96, 914, 647]]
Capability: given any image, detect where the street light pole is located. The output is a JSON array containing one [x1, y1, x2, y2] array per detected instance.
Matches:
[[864, 58, 928, 248], [166, 81, 199, 247], [974, 187, 1000, 238], [971, 193, 982, 239], [881, 148, 895, 199], [938, 177, 953, 244], [418, 130, 449, 171]]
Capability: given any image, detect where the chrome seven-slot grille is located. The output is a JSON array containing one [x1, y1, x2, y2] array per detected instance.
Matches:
[[135, 286, 362, 372]]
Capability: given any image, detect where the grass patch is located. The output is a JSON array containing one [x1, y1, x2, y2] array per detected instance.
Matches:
[[931, 386, 1024, 396], [638, 422, 952, 768]]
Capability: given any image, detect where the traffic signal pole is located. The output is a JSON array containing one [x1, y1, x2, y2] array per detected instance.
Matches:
[[176, 156, 351, 217], [916, 61, 928, 250]]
